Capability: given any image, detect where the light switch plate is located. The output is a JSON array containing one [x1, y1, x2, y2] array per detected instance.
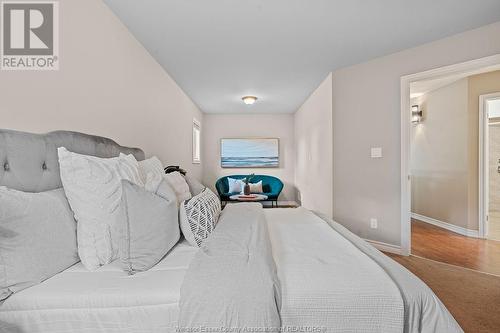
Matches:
[[370, 218, 378, 229], [371, 147, 382, 158]]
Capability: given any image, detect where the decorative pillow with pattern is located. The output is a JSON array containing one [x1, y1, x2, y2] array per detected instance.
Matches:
[[179, 188, 221, 247]]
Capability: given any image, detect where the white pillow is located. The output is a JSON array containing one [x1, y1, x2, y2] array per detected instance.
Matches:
[[119, 179, 179, 274], [183, 174, 206, 197], [164, 171, 192, 205], [245, 180, 263, 194], [0, 187, 78, 300], [136, 155, 164, 193], [58, 147, 143, 270], [228, 177, 244, 193], [180, 188, 221, 247]]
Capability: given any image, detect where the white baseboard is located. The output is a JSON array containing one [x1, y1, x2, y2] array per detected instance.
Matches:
[[278, 200, 298, 206], [411, 213, 479, 238], [364, 239, 403, 255]]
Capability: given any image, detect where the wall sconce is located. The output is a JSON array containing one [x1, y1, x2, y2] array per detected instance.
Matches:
[[411, 105, 423, 123]]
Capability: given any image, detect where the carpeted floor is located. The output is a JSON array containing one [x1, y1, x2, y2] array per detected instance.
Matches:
[[386, 253, 500, 333]]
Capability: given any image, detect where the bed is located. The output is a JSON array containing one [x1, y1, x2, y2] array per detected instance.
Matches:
[[0, 241, 197, 333], [265, 208, 462, 332], [0, 129, 462, 333]]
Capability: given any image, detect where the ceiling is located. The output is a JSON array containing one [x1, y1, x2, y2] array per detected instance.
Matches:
[[410, 74, 467, 99], [103, 0, 500, 114], [410, 65, 500, 98]]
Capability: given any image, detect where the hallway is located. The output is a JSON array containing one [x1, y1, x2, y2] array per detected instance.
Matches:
[[411, 219, 500, 276], [488, 211, 500, 241]]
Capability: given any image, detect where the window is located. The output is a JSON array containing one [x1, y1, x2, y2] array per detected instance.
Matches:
[[192, 118, 201, 164]]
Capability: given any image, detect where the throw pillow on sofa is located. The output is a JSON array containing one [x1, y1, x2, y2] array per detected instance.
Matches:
[[242, 180, 263, 194], [227, 177, 244, 193]]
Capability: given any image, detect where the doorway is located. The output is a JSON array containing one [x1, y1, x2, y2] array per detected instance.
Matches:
[[400, 54, 500, 257], [479, 92, 500, 241]]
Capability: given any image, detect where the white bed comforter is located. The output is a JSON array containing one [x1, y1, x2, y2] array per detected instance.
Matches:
[[0, 241, 198, 333], [1, 205, 462, 333], [178, 203, 281, 330], [265, 207, 463, 333]]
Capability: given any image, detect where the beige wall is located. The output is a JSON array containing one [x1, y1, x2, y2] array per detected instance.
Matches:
[[411, 71, 500, 231], [411, 79, 469, 228], [489, 123, 500, 212], [467, 70, 500, 228], [0, 0, 203, 180], [331, 22, 500, 246], [294, 73, 333, 217], [202, 114, 296, 203]]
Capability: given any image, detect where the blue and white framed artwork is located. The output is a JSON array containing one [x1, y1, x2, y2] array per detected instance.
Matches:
[[221, 138, 279, 168]]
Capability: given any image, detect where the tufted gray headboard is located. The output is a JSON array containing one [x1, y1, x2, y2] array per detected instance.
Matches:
[[0, 129, 145, 193]]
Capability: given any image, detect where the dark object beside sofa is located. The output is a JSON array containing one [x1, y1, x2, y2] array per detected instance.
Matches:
[[215, 175, 284, 207]]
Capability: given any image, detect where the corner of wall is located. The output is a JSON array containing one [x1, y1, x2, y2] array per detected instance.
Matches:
[[293, 73, 334, 218]]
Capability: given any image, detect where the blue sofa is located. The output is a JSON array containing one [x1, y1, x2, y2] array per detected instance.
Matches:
[[215, 175, 284, 207]]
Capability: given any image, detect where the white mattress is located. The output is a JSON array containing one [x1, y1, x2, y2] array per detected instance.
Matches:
[[265, 208, 404, 332], [0, 241, 198, 333]]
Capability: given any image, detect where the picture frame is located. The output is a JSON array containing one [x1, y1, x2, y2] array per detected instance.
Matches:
[[220, 138, 279, 168]]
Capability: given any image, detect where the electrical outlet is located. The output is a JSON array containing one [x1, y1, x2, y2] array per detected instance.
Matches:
[[370, 218, 378, 229]]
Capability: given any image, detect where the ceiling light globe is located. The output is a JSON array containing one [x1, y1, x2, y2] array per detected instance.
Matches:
[[242, 96, 257, 105]]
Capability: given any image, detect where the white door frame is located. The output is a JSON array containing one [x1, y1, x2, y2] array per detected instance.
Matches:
[[479, 92, 500, 239], [400, 54, 500, 255]]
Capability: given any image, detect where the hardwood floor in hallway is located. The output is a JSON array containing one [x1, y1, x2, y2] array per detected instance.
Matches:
[[411, 219, 500, 276]]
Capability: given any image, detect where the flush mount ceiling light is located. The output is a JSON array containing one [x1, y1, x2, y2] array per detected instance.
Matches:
[[242, 96, 258, 105]]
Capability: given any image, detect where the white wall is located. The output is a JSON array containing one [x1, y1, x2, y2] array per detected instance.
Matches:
[[294, 73, 333, 217], [331, 22, 500, 246], [0, 0, 203, 179], [202, 114, 296, 203], [411, 79, 469, 228]]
